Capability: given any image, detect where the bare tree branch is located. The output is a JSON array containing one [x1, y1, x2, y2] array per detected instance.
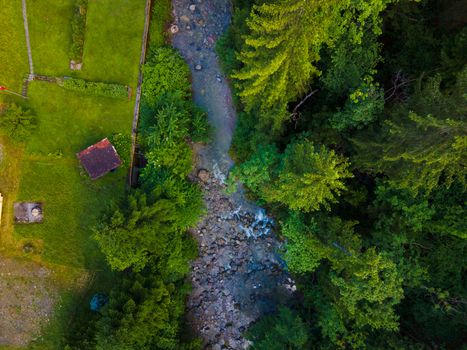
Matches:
[[289, 89, 319, 122]]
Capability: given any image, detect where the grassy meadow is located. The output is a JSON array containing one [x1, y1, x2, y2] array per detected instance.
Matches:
[[81, 0, 147, 85], [0, 0, 147, 348], [15, 83, 133, 269], [0, 0, 29, 93], [27, 0, 74, 76]]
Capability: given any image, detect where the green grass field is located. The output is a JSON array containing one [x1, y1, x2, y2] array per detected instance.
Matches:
[[0, 0, 29, 93], [9, 0, 146, 269], [27, 0, 74, 77], [27, 0, 146, 86], [81, 0, 147, 85], [14, 83, 133, 269], [0, 0, 147, 347]]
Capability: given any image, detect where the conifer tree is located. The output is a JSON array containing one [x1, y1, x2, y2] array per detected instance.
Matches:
[[353, 68, 467, 194], [233, 0, 392, 128], [265, 138, 353, 212]]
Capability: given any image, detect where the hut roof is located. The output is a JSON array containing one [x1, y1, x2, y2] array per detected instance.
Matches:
[[77, 138, 122, 180]]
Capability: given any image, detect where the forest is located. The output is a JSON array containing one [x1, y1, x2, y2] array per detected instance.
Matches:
[[67, 0, 465, 348], [217, 0, 466, 348], [1, 0, 464, 349]]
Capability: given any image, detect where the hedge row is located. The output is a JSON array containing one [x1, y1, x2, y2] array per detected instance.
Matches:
[[61, 78, 128, 99], [70, 0, 88, 62]]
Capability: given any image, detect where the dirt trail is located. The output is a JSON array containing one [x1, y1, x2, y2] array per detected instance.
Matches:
[[0, 256, 56, 347], [22, 0, 33, 76], [171, 1, 294, 349]]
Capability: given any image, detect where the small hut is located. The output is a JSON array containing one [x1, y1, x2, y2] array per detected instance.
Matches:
[[77, 138, 122, 180]]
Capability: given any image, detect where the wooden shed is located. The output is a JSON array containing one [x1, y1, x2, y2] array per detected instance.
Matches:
[[77, 138, 122, 180]]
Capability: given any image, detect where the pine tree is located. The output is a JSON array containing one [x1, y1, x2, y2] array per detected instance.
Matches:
[[353, 68, 467, 194], [233, 0, 392, 128], [245, 306, 309, 350], [265, 138, 353, 212]]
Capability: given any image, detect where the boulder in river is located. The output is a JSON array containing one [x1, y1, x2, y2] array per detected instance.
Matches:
[[197, 169, 210, 182]]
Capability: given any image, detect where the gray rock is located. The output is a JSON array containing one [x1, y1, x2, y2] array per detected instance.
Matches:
[[170, 24, 179, 34], [197, 168, 209, 181]]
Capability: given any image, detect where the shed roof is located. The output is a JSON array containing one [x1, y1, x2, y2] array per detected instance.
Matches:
[[77, 138, 122, 180]]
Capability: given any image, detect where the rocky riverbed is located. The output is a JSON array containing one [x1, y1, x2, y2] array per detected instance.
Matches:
[[171, 0, 295, 348], [187, 174, 295, 349]]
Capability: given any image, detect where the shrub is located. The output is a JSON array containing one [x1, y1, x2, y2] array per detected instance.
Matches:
[[245, 306, 309, 350], [0, 103, 37, 142], [141, 47, 191, 108], [329, 77, 384, 131], [69, 0, 88, 62], [108, 132, 131, 166], [191, 106, 211, 143], [141, 92, 210, 145], [61, 78, 128, 99]]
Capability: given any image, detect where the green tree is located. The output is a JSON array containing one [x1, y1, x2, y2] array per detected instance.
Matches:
[[281, 213, 403, 347], [94, 190, 197, 274], [94, 272, 188, 350], [141, 48, 190, 108], [228, 144, 280, 193], [0, 103, 37, 141], [233, 0, 392, 128], [265, 138, 353, 212], [353, 68, 467, 194], [329, 248, 403, 331], [281, 212, 360, 274], [329, 76, 384, 130], [245, 306, 309, 350], [321, 32, 381, 98]]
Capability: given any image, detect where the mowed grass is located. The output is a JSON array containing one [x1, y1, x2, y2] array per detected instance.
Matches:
[[80, 0, 147, 85], [1, 1, 145, 348], [0, 0, 29, 92], [14, 82, 133, 269], [27, 0, 74, 77]]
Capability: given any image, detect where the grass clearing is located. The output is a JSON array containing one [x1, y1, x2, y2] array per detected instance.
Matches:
[[1, 0, 147, 348], [27, 0, 74, 76], [14, 82, 133, 269], [80, 0, 147, 85], [0, 0, 29, 92]]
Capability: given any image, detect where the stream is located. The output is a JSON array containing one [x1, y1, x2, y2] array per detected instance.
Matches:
[[171, 1, 294, 348]]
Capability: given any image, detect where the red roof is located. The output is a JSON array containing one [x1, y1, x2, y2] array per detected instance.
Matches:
[[77, 138, 122, 180]]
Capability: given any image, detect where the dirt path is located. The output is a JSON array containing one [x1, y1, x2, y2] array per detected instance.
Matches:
[[0, 256, 56, 347], [22, 0, 33, 77], [171, 1, 294, 349]]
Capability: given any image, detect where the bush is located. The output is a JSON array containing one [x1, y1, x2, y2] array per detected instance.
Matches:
[[0, 103, 37, 142], [61, 78, 128, 99], [141, 47, 191, 108], [69, 0, 88, 62], [191, 107, 210, 143], [108, 132, 131, 166], [141, 92, 210, 147], [245, 306, 309, 350], [329, 77, 384, 130]]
